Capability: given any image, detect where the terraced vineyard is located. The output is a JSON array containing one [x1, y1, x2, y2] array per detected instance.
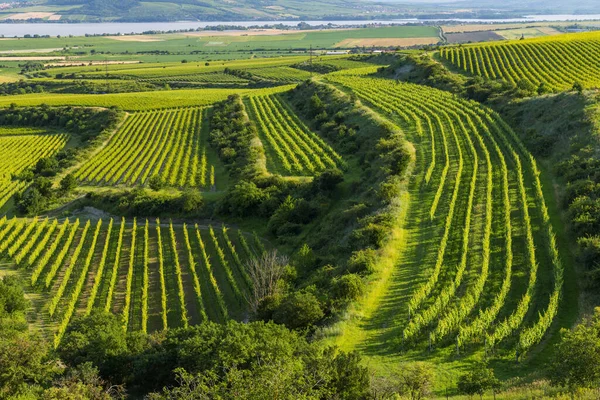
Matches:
[[245, 94, 343, 176], [328, 73, 563, 354], [0, 131, 68, 209], [440, 31, 600, 91], [0, 216, 262, 346], [75, 107, 222, 188]]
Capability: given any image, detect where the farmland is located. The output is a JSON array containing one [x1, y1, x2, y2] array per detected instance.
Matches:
[[441, 31, 600, 91], [0, 24, 597, 399], [325, 71, 568, 360], [1, 216, 262, 346]]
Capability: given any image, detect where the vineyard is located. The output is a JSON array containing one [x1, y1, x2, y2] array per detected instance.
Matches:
[[440, 31, 600, 91], [245, 94, 343, 176], [75, 107, 223, 189], [327, 72, 564, 355], [0, 216, 262, 346], [0, 131, 68, 209]]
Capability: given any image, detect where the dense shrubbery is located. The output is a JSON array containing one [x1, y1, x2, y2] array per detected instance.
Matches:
[[84, 187, 205, 217], [0, 104, 120, 141], [209, 94, 267, 180], [7, 105, 122, 216], [53, 311, 369, 398], [503, 92, 600, 287]]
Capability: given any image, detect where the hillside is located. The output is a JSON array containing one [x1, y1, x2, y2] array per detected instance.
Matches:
[[5, 0, 420, 22], [1, 23, 600, 400]]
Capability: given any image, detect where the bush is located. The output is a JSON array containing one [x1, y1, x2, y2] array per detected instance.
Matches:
[[60, 173, 77, 195], [0, 276, 28, 316], [148, 175, 164, 191], [58, 311, 129, 381], [272, 291, 324, 330], [312, 168, 344, 193], [347, 247, 377, 275], [332, 274, 365, 301], [179, 189, 203, 213]]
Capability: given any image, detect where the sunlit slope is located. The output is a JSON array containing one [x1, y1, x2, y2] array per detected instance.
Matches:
[[326, 72, 567, 358], [440, 31, 600, 91]]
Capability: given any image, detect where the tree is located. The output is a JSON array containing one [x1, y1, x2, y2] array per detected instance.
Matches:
[[17, 188, 48, 216], [246, 250, 288, 313], [573, 81, 584, 94], [399, 362, 434, 400], [332, 274, 365, 301], [57, 311, 129, 381], [60, 173, 78, 195], [457, 364, 500, 400], [312, 168, 343, 193], [549, 308, 600, 394]]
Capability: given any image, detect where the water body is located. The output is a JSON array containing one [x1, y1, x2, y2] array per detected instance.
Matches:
[[2, 14, 600, 37]]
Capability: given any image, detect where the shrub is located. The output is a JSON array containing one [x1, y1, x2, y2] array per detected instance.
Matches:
[[312, 168, 344, 193], [179, 189, 203, 213], [332, 274, 365, 301], [148, 175, 164, 191], [347, 248, 377, 275], [60, 173, 77, 195], [272, 291, 324, 330]]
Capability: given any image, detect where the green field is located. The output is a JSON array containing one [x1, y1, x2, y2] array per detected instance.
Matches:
[[440, 30, 600, 91], [0, 26, 596, 398], [323, 72, 570, 380], [0, 217, 262, 346]]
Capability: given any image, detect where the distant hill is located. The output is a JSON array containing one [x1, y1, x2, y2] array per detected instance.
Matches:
[[38, 0, 423, 22]]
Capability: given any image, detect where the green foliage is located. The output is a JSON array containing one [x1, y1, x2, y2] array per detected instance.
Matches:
[[60, 173, 78, 195], [57, 311, 129, 381], [272, 290, 324, 330], [312, 168, 344, 192], [549, 308, 600, 392], [148, 175, 164, 191], [209, 94, 266, 180], [332, 274, 365, 302], [0, 276, 28, 316], [457, 364, 500, 399], [399, 362, 434, 400], [179, 188, 203, 213]]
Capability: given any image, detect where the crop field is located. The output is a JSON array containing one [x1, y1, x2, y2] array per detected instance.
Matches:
[[0, 131, 68, 209], [140, 72, 251, 85], [327, 73, 566, 357], [0, 85, 295, 111], [245, 94, 343, 176], [441, 31, 600, 90], [243, 66, 313, 82], [45, 56, 313, 79], [75, 107, 223, 189], [0, 216, 263, 346]]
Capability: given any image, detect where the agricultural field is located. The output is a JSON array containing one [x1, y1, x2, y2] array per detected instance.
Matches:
[[0, 85, 295, 110], [245, 94, 342, 176], [326, 72, 570, 365], [75, 107, 225, 189], [0, 24, 599, 399], [0, 129, 68, 210], [440, 31, 600, 91], [0, 216, 263, 346]]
